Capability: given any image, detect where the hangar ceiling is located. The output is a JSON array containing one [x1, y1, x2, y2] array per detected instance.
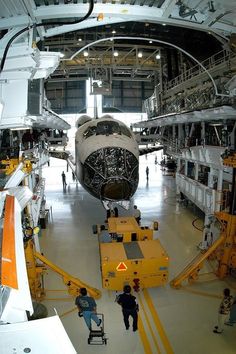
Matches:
[[0, 0, 236, 83]]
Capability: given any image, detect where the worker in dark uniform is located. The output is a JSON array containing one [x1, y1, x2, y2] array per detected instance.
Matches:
[[146, 166, 149, 180], [117, 285, 138, 331], [61, 171, 67, 188]]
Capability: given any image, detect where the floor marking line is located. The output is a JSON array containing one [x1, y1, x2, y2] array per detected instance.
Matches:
[[138, 314, 153, 354], [138, 294, 162, 354], [59, 307, 78, 318], [143, 289, 174, 354]]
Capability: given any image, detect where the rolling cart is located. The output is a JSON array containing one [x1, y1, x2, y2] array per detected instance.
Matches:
[[88, 313, 108, 345]]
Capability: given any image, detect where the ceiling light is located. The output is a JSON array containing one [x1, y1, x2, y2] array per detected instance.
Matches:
[[138, 52, 143, 58], [113, 50, 119, 57], [149, 40, 153, 44], [11, 126, 32, 131], [78, 38, 82, 42], [156, 53, 161, 60], [162, 23, 166, 26], [112, 30, 116, 34], [83, 51, 89, 57]]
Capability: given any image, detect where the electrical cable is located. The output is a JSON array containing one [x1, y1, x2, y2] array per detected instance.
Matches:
[[163, 196, 177, 206], [0, 0, 94, 73], [192, 217, 204, 232]]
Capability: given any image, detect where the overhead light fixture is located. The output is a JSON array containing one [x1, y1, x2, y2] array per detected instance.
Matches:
[[83, 50, 89, 57], [138, 52, 143, 58], [113, 50, 119, 57], [209, 123, 223, 126], [11, 126, 32, 131], [149, 40, 153, 44], [156, 53, 161, 60], [112, 30, 116, 34], [162, 23, 166, 26], [78, 38, 82, 42]]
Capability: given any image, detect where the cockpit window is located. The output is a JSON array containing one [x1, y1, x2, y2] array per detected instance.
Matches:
[[96, 121, 120, 136], [83, 120, 132, 139], [83, 126, 97, 139]]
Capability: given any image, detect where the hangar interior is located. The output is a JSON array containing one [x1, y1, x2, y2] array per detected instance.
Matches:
[[0, 1, 236, 353]]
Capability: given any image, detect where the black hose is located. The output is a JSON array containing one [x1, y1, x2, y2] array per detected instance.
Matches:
[[192, 217, 203, 232], [0, 0, 94, 73], [0, 26, 30, 72]]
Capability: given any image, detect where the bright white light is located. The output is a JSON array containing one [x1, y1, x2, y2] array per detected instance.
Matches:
[[83, 51, 89, 57], [162, 23, 166, 26], [138, 52, 143, 58], [149, 40, 153, 44], [112, 30, 116, 34], [59, 53, 65, 58], [78, 38, 82, 42], [113, 50, 119, 57], [156, 53, 161, 60]]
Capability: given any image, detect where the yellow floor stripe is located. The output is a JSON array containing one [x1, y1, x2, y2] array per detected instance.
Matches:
[[60, 307, 78, 318], [138, 315, 153, 354], [138, 294, 162, 354], [143, 289, 174, 354]]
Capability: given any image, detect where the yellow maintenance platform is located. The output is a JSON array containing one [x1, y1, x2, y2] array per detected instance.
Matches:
[[98, 216, 168, 291]]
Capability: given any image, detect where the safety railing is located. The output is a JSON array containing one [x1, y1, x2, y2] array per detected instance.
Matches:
[[166, 49, 236, 90]]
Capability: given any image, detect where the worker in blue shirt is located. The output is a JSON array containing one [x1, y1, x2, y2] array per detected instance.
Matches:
[[75, 287, 101, 330]]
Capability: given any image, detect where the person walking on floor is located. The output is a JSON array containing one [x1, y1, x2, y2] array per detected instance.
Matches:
[[133, 205, 141, 225], [213, 288, 234, 334], [146, 166, 149, 180], [225, 294, 236, 326], [117, 285, 138, 332], [61, 171, 67, 188], [75, 287, 102, 330]]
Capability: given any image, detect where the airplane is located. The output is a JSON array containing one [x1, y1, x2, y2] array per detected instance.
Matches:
[[74, 114, 140, 203], [52, 113, 163, 208]]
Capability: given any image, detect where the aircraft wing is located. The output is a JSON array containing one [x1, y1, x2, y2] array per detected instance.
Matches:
[[0, 315, 76, 354]]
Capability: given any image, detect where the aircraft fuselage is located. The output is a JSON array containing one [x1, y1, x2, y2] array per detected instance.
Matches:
[[75, 116, 139, 202]]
